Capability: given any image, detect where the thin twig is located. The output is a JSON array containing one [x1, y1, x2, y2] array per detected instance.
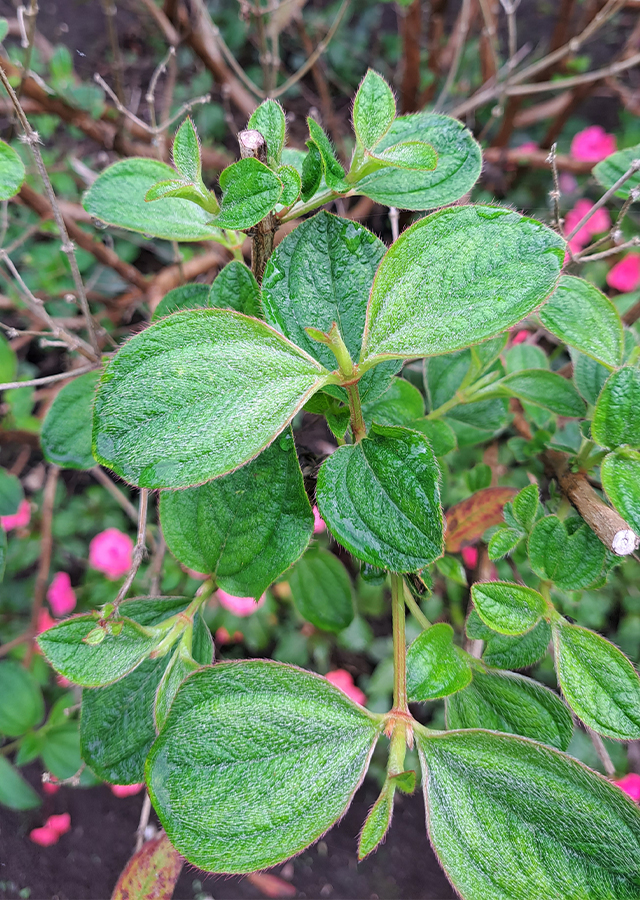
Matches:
[[135, 792, 152, 852], [113, 489, 151, 609], [547, 144, 562, 232], [94, 72, 210, 136], [388, 207, 400, 242], [91, 467, 147, 531], [567, 161, 640, 241], [587, 726, 616, 776], [434, 0, 472, 109], [24, 464, 59, 667], [0, 363, 100, 392], [577, 237, 640, 262], [0, 630, 31, 659]]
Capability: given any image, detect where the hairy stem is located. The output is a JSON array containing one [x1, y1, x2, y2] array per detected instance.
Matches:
[[238, 129, 276, 283], [391, 572, 408, 714], [345, 382, 366, 443]]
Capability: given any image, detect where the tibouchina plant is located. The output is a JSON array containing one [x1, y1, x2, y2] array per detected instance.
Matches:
[[23, 70, 640, 899]]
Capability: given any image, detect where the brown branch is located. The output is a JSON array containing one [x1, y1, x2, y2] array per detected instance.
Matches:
[[0, 630, 32, 658], [24, 465, 59, 667], [482, 146, 595, 173], [238, 130, 276, 284], [420, 0, 448, 106], [399, 0, 422, 113]]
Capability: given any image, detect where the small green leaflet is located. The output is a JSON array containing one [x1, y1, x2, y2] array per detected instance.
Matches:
[[352, 70, 396, 150], [83, 158, 225, 241], [470, 581, 546, 635], [528, 516, 606, 590], [152, 283, 211, 320], [172, 117, 202, 184], [307, 118, 347, 191], [248, 99, 286, 168], [93, 309, 329, 489], [289, 548, 354, 633], [301, 142, 322, 201], [316, 423, 443, 572], [213, 157, 283, 229], [485, 369, 586, 417], [601, 448, 640, 535], [466, 610, 551, 670], [0, 661, 44, 737], [0, 466, 24, 516], [361, 377, 424, 427], [0, 140, 26, 200], [146, 661, 383, 872], [276, 165, 301, 207], [553, 620, 640, 740], [593, 143, 640, 199], [406, 624, 471, 701], [152, 263, 261, 321], [411, 418, 457, 457], [592, 366, 640, 450], [160, 429, 313, 599], [358, 780, 394, 860], [512, 483, 540, 532], [41, 371, 100, 470], [446, 667, 573, 750], [539, 276, 623, 369], [0, 756, 41, 810], [361, 205, 564, 364], [418, 729, 640, 900]]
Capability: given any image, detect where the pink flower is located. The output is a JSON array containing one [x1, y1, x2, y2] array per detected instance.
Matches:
[[216, 588, 266, 618], [37, 608, 56, 634], [29, 826, 59, 846], [110, 783, 144, 798], [613, 774, 640, 802], [42, 779, 60, 795], [89, 528, 133, 580], [461, 546, 478, 569], [325, 669, 366, 705], [515, 141, 538, 154], [607, 255, 640, 293], [313, 506, 326, 534], [559, 172, 578, 195], [46, 813, 71, 835], [565, 199, 611, 253], [510, 330, 529, 345], [47, 572, 77, 617], [1, 499, 31, 531], [570, 126, 616, 162]]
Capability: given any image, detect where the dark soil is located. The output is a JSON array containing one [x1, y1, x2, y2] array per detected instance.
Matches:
[[0, 774, 455, 900]]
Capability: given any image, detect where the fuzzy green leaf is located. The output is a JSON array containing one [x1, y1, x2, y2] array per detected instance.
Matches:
[[488, 527, 522, 560], [41, 371, 100, 470], [0, 756, 40, 810], [276, 164, 301, 207], [0, 661, 44, 737], [572, 349, 610, 405], [361, 377, 424, 427], [554, 620, 640, 740], [593, 144, 640, 199], [307, 118, 347, 191], [151, 283, 211, 320], [160, 429, 313, 599], [289, 547, 354, 633], [410, 418, 457, 457], [358, 781, 394, 860], [539, 276, 623, 369], [352, 69, 396, 150], [354, 113, 480, 209], [361, 206, 564, 364], [154, 643, 200, 733], [172, 117, 202, 183], [209, 261, 261, 318], [301, 142, 322, 201], [0, 140, 25, 200], [528, 515, 606, 590], [471, 581, 546, 635], [213, 158, 283, 229], [0, 467, 23, 516], [592, 366, 640, 450], [512, 483, 539, 532], [248, 99, 286, 168], [489, 369, 586, 417], [370, 140, 437, 171], [145, 661, 382, 873], [316, 423, 443, 572], [83, 157, 224, 241], [466, 610, 551, 670], [446, 668, 572, 750], [407, 623, 471, 701], [417, 729, 640, 900], [601, 448, 640, 535], [92, 309, 328, 489]]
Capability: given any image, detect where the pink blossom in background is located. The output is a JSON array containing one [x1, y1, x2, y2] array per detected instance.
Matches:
[[613, 774, 640, 802], [461, 546, 479, 569], [1, 499, 31, 531], [56, 674, 72, 688], [42, 779, 60, 795], [564, 199, 611, 254], [515, 141, 538, 154], [37, 608, 56, 634], [606, 254, 640, 293], [29, 826, 59, 847], [216, 588, 266, 617], [558, 172, 578, 194], [510, 330, 529, 345], [570, 126, 616, 162], [47, 572, 77, 617], [46, 813, 71, 835], [110, 783, 144, 798], [88, 528, 133, 580], [313, 505, 326, 534], [325, 669, 366, 705]]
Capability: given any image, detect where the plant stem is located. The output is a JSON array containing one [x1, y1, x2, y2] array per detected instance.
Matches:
[[388, 719, 407, 775], [238, 129, 276, 283], [345, 382, 367, 443], [403, 582, 431, 630], [391, 572, 408, 714]]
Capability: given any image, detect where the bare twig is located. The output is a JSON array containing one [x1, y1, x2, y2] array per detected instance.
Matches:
[[547, 144, 562, 231], [388, 207, 400, 242], [135, 792, 152, 852], [567, 161, 640, 241], [24, 464, 59, 667], [434, 0, 472, 109], [587, 726, 616, 776], [113, 490, 151, 609], [498, 51, 640, 97], [577, 237, 640, 262], [0, 363, 100, 392], [0, 630, 31, 659], [238, 130, 276, 283], [101, 0, 126, 112], [91, 467, 152, 535], [94, 73, 210, 136]]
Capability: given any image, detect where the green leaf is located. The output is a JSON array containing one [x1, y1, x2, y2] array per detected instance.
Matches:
[[358, 781, 394, 860], [160, 429, 313, 598], [112, 833, 184, 900], [213, 157, 283, 229], [361, 206, 564, 364], [593, 143, 640, 199], [528, 515, 607, 590], [554, 620, 640, 740], [466, 610, 551, 670], [445, 399, 511, 448], [353, 112, 481, 210], [307, 118, 347, 191], [38, 614, 159, 687], [289, 547, 354, 632], [83, 158, 225, 241], [410, 418, 457, 456], [41, 371, 100, 470], [0, 331, 17, 383], [0, 528, 6, 582], [0, 661, 44, 737], [154, 643, 199, 733], [0, 19, 8, 42], [601, 448, 640, 535], [572, 349, 610, 405], [41, 720, 83, 780], [446, 668, 572, 750], [489, 369, 586, 417], [93, 309, 328, 489], [539, 276, 623, 369], [435, 555, 468, 586], [145, 179, 217, 214], [471, 581, 546, 635], [370, 140, 437, 171], [248, 99, 286, 168], [276, 164, 301, 207], [352, 69, 396, 150], [407, 623, 471, 701], [80, 598, 212, 784], [361, 377, 424, 427], [301, 142, 322, 201], [464, 463, 492, 494], [145, 661, 382, 872], [592, 366, 640, 450], [261, 211, 396, 404], [172, 117, 202, 184], [151, 283, 211, 320], [512, 483, 539, 532], [417, 729, 640, 900], [209, 260, 261, 318], [0, 139, 25, 200], [0, 466, 24, 516], [316, 423, 443, 572], [505, 342, 549, 373], [488, 527, 522, 560], [0, 756, 40, 810]]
